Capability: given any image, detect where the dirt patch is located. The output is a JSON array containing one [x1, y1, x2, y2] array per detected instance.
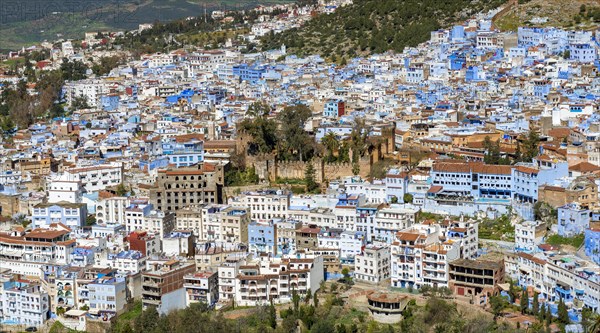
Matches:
[[495, 0, 599, 30]]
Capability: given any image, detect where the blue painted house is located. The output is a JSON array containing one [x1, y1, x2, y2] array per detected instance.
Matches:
[[557, 203, 590, 237], [323, 99, 345, 118], [32, 202, 88, 229], [101, 95, 120, 111], [584, 227, 600, 265], [232, 63, 266, 82], [248, 221, 277, 255]]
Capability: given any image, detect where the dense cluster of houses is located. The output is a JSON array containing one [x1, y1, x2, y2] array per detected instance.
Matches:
[[0, 0, 599, 330]]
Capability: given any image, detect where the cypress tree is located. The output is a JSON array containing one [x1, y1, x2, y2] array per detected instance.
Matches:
[[557, 297, 569, 325], [520, 289, 528, 314], [539, 303, 546, 322]]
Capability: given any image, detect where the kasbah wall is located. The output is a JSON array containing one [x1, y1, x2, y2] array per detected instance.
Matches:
[[241, 124, 395, 184], [246, 143, 386, 184]]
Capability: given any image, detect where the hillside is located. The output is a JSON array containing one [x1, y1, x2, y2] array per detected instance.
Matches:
[[495, 0, 600, 31], [0, 0, 294, 51], [260, 0, 507, 62]]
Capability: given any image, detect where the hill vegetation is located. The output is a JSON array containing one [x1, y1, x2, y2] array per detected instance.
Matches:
[[0, 0, 295, 51], [260, 0, 507, 62], [107, 291, 525, 333], [495, 0, 600, 31], [109, 4, 297, 57]]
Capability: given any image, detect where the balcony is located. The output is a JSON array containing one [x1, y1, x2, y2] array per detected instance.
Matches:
[[142, 288, 161, 296], [143, 298, 161, 305], [184, 283, 207, 289], [143, 280, 161, 287], [584, 296, 598, 307], [188, 290, 207, 296]]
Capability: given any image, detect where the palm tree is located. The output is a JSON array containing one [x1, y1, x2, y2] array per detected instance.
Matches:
[[321, 132, 339, 161], [349, 117, 370, 162], [590, 315, 600, 333]]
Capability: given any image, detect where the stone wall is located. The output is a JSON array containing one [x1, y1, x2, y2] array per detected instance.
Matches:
[[223, 184, 272, 198], [239, 130, 394, 184], [274, 160, 315, 181], [245, 153, 277, 182], [274, 156, 372, 183]]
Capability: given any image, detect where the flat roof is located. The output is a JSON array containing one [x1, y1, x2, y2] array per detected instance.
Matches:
[[450, 258, 503, 271]]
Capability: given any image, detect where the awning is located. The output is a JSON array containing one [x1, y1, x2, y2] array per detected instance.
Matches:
[[65, 309, 87, 317]]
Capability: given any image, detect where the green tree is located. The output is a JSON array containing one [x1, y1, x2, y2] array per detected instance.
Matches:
[[49, 103, 66, 119], [12, 214, 29, 228], [116, 183, 128, 196], [483, 136, 498, 164], [321, 131, 340, 162], [72, 96, 90, 110], [352, 162, 360, 175], [522, 130, 541, 162], [246, 101, 270, 118], [489, 295, 507, 320], [419, 284, 432, 297], [60, 58, 88, 81], [277, 104, 314, 161], [268, 300, 277, 328], [349, 117, 370, 162], [92, 56, 124, 76], [121, 322, 134, 333], [532, 291, 539, 316], [305, 162, 319, 193], [86, 215, 96, 226], [557, 297, 569, 325], [590, 313, 600, 333], [403, 193, 414, 203], [292, 288, 300, 314], [520, 289, 528, 314], [424, 297, 457, 325], [311, 319, 335, 333], [330, 282, 338, 293], [341, 267, 352, 283], [134, 305, 159, 333], [390, 196, 398, 204], [508, 280, 519, 303], [0, 116, 15, 136], [56, 306, 66, 316], [239, 102, 278, 155], [514, 141, 522, 163], [305, 288, 312, 303], [539, 302, 546, 321], [49, 321, 68, 333], [580, 307, 594, 333], [440, 286, 452, 298]]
